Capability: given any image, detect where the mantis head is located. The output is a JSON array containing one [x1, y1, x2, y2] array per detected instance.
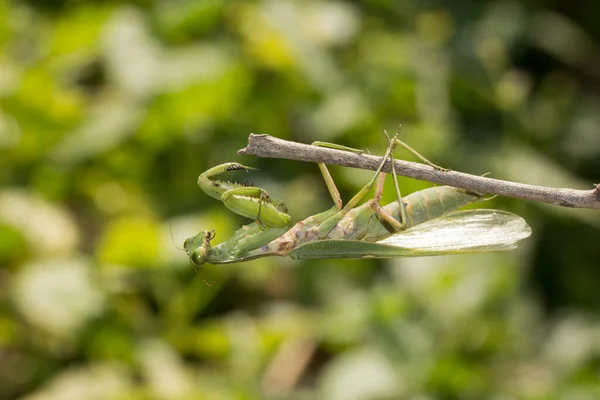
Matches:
[[183, 230, 215, 266]]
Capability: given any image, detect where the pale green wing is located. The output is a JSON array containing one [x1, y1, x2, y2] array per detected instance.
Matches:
[[290, 209, 531, 259], [378, 209, 531, 252], [290, 239, 436, 259]]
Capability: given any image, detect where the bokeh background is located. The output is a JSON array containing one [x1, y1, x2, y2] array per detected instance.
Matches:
[[1, 0, 600, 399]]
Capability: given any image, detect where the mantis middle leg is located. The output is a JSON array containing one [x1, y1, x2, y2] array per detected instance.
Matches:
[[314, 133, 403, 237], [311, 142, 365, 211], [311, 125, 448, 212]]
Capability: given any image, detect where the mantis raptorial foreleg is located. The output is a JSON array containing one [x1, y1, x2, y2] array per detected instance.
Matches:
[[197, 162, 292, 228], [220, 186, 291, 228]]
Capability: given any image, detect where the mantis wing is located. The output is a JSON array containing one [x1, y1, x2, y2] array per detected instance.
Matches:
[[290, 209, 531, 259]]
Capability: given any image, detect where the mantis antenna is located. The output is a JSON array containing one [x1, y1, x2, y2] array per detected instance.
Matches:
[[169, 223, 185, 251]]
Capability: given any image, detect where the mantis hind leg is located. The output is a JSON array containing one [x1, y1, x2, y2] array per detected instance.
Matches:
[[391, 126, 450, 172], [315, 135, 400, 237], [374, 125, 449, 230], [313, 128, 447, 236], [369, 133, 407, 231], [370, 172, 405, 231], [385, 129, 409, 230]]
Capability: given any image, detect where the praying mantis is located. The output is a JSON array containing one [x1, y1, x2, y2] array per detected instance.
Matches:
[[184, 131, 531, 265]]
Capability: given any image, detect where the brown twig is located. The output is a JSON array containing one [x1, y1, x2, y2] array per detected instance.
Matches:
[[238, 134, 600, 210]]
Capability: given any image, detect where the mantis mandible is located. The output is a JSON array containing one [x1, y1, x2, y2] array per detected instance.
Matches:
[[184, 131, 531, 264]]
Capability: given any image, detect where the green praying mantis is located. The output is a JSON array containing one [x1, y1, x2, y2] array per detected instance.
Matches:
[[184, 131, 531, 265]]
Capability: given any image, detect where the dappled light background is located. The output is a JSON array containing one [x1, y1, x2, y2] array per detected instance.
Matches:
[[1, 0, 600, 398]]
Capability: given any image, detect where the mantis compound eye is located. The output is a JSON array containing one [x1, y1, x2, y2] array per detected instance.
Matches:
[[191, 249, 207, 265], [183, 231, 212, 264]]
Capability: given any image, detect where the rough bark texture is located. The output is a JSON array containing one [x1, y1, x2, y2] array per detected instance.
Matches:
[[238, 134, 600, 210]]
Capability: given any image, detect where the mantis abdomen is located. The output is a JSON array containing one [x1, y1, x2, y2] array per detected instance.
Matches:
[[361, 186, 484, 241], [402, 186, 483, 227]]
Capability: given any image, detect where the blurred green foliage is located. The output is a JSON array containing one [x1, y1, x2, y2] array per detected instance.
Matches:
[[1, 0, 600, 399]]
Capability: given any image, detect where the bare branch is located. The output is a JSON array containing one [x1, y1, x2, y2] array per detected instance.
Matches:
[[238, 134, 600, 210]]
